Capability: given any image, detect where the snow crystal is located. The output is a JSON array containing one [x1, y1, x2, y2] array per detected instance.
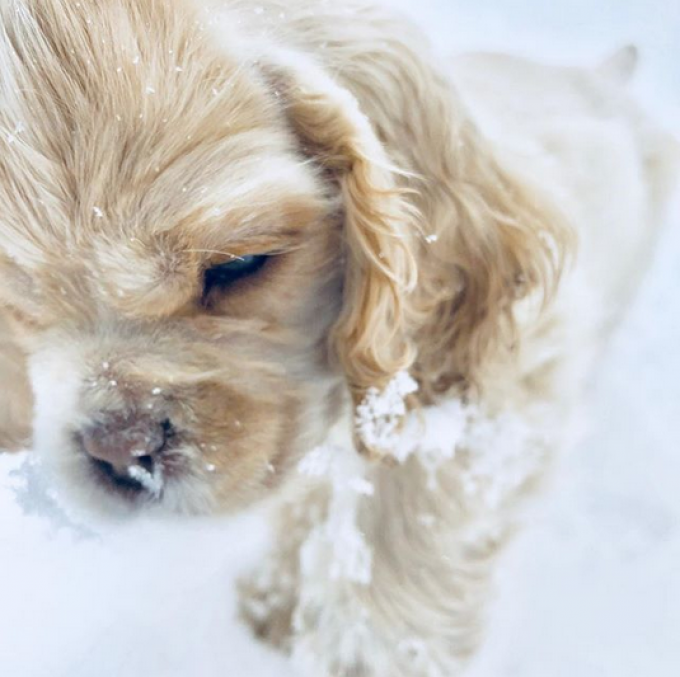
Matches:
[[297, 371, 552, 589], [347, 477, 375, 497], [376, 396, 470, 471], [8, 456, 96, 538], [297, 445, 334, 478], [127, 464, 164, 498], [325, 518, 373, 584], [355, 371, 419, 453], [353, 371, 551, 504], [298, 443, 374, 585], [459, 408, 551, 509]]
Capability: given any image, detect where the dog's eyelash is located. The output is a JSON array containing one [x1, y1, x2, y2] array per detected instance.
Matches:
[[201, 254, 269, 300]]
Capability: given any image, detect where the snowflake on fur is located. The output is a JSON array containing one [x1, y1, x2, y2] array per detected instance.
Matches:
[[355, 371, 418, 452], [297, 443, 375, 585]]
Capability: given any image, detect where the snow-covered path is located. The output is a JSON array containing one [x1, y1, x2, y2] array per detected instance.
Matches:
[[1, 2, 678, 675]]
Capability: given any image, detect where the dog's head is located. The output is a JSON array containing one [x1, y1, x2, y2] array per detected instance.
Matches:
[[0, 0, 422, 514], [0, 0, 569, 516]]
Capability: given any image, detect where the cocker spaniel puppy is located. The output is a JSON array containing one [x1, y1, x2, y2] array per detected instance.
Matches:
[[0, 1, 677, 675]]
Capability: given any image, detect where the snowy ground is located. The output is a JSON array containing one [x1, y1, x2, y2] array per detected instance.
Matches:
[[1, 2, 679, 676]]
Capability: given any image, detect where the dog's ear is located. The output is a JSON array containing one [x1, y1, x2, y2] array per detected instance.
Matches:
[[261, 53, 420, 453], [261, 50, 571, 455], [412, 116, 573, 400]]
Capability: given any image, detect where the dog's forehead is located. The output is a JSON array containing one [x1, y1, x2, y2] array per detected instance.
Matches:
[[0, 0, 328, 313], [0, 0, 303, 254], [0, 0, 333, 326]]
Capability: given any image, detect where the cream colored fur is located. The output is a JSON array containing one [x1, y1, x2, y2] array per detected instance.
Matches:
[[0, 1, 677, 675], [0, 311, 32, 449]]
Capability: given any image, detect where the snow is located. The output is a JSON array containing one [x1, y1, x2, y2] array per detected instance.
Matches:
[[465, 212, 680, 676], [1, 1, 679, 676], [355, 371, 419, 453], [298, 443, 374, 584], [127, 462, 165, 497]]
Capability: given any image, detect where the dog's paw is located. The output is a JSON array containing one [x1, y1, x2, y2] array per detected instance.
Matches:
[[237, 562, 298, 651]]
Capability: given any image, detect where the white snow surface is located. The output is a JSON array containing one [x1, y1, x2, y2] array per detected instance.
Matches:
[[1, 1, 679, 675]]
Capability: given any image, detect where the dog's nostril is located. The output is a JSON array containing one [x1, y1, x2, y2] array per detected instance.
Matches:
[[79, 412, 170, 474], [132, 453, 155, 474], [160, 419, 175, 439]]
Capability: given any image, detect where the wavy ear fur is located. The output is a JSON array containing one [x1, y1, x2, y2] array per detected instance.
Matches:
[[260, 51, 420, 450], [411, 117, 572, 401], [260, 44, 571, 456]]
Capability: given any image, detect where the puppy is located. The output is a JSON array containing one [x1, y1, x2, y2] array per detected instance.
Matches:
[[0, 1, 676, 675]]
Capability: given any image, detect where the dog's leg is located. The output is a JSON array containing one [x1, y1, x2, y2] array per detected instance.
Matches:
[[0, 311, 32, 451], [238, 485, 330, 651], [287, 455, 522, 677], [240, 409, 552, 675]]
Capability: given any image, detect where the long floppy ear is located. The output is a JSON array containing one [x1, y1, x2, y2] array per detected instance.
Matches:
[[260, 51, 420, 452], [411, 114, 573, 401]]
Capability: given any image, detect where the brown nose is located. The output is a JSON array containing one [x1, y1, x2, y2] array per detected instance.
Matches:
[[79, 413, 169, 475]]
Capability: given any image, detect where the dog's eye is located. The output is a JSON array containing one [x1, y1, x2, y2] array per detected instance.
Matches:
[[202, 255, 269, 297]]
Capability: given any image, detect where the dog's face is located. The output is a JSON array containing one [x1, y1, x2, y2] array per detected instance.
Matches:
[[0, 2, 568, 516], [0, 2, 365, 515], [0, 0, 420, 515]]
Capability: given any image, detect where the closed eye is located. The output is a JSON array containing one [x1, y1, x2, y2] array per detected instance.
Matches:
[[202, 254, 269, 301]]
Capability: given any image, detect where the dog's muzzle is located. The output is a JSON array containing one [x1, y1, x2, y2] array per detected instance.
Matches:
[[76, 412, 174, 498]]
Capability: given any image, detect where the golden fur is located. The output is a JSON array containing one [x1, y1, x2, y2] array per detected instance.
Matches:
[[0, 1, 677, 674]]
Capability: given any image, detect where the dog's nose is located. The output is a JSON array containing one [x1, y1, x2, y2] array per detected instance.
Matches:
[[79, 413, 169, 475]]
